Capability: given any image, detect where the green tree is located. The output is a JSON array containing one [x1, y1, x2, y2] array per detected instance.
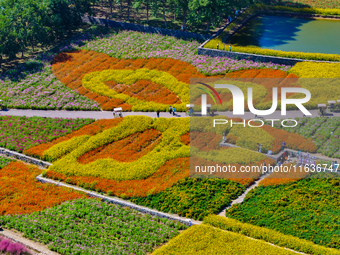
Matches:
[[188, 0, 249, 31], [0, 1, 21, 60], [153, 0, 168, 26], [172, 0, 189, 29], [134, 0, 150, 23]]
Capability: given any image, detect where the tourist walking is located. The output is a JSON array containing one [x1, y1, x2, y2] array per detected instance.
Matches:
[[282, 141, 286, 151], [169, 106, 173, 115], [172, 107, 175, 116], [157, 110, 160, 118]]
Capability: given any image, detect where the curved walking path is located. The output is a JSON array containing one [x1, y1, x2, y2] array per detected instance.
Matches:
[[1, 108, 340, 119]]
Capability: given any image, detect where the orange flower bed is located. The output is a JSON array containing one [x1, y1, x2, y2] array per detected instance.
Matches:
[[0, 161, 85, 215], [105, 79, 181, 105], [45, 158, 190, 198], [259, 163, 311, 187], [261, 125, 317, 153], [52, 50, 302, 110], [190, 156, 275, 187], [191, 131, 223, 151], [51, 50, 207, 110], [224, 69, 300, 105], [78, 129, 162, 164], [24, 118, 123, 159], [180, 132, 190, 145]]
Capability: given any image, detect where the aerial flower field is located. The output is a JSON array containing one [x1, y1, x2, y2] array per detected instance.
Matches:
[[0, 27, 289, 111]]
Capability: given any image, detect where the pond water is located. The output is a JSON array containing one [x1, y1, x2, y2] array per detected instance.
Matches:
[[228, 15, 340, 55]]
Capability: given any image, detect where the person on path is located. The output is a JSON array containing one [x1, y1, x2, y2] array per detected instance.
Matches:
[[282, 141, 286, 151], [119, 112, 123, 118], [113, 111, 116, 118], [157, 110, 160, 118], [172, 107, 175, 116], [169, 106, 173, 115], [229, 45, 231, 52]]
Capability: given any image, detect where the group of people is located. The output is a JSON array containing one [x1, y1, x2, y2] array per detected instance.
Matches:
[[169, 106, 176, 116], [187, 107, 194, 116], [112, 111, 123, 118]]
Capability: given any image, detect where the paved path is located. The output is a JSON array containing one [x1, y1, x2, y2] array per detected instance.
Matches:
[[1, 109, 340, 119], [218, 171, 272, 217], [0, 109, 187, 119], [37, 174, 201, 226]]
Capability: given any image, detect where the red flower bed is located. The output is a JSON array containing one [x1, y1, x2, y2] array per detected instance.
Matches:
[[259, 163, 311, 187], [24, 119, 123, 159], [224, 69, 301, 107], [105, 79, 181, 105], [190, 131, 224, 151], [180, 132, 190, 145], [45, 158, 190, 198], [78, 129, 162, 164], [51, 50, 207, 110], [0, 161, 85, 215], [190, 156, 275, 187], [261, 125, 317, 153]]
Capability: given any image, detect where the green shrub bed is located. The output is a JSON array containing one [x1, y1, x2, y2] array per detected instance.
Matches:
[[226, 177, 340, 249], [132, 178, 245, 220]]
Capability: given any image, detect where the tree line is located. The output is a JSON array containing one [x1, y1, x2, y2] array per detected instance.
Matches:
[[0, 0, 92, 67], [103, 0, 251, 29], [0, 0, 254, 68]]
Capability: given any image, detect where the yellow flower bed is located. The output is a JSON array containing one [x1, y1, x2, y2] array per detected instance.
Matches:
[[82, 69, 189, 111], [227, 126, 275, 152], [49, 116, 190, 181], [204, 215, 340, 255], [152, 224, 296, 255], [224, 46, 340, 62], [43, 135, 91, 162], [192, 147, 268, 165], [290, 62, 340, 78], [271, 5, 340, 16]]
